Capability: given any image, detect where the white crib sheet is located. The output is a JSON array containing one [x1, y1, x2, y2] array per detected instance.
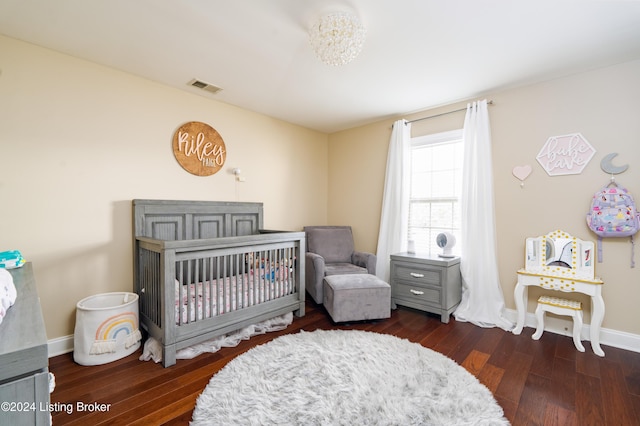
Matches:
[[175, 269, 293, 324]]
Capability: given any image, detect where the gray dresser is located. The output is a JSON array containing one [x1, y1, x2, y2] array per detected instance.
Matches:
[[390, 253, 462, 323], [0, 263, 50, 425]]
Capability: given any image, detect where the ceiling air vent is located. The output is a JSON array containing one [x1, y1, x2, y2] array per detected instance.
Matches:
[[188, 79, 222, 95]]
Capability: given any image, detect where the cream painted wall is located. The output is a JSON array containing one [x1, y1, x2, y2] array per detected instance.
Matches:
[[0, 36, 329, 340], [328, 60, 640, 335], [327, 121, 390, 253], [3, 32, 639, 344]]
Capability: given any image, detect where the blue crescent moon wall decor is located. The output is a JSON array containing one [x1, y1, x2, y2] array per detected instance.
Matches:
[[600, 152, 629, 175]]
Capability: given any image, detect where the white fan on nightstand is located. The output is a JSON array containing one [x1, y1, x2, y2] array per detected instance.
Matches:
[[436, 232, 456, 258]]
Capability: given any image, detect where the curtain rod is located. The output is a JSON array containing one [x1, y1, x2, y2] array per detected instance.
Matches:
[[407, 100, 494, 124]]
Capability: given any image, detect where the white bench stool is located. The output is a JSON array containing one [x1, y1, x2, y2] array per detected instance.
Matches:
[[532, 296, 584, 352]]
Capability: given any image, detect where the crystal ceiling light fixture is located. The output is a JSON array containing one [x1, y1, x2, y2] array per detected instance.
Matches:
[[308, 11, 366, 66]]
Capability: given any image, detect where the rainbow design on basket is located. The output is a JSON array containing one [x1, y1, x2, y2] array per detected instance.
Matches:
[[89, 311, 142, 355]]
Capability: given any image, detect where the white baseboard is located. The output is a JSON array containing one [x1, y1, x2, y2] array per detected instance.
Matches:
[[47, 313, 640, 359], [48, 335, 74, 358], [503, 308, 640, 354]]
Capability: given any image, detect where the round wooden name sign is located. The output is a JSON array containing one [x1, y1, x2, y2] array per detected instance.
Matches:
[[172, 121, 226, 176]]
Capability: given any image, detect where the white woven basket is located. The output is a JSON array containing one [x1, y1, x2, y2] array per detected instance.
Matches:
[[73, 292, 141, 366]]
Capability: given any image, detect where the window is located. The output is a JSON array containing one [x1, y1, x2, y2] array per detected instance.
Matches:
[[408, 129, 463, 256]]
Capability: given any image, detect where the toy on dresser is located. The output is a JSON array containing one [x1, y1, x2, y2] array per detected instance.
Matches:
[[0, 250, 25, 269]]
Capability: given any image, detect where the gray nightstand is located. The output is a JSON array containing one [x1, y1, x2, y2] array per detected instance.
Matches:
[[390, 252, 462, 323]]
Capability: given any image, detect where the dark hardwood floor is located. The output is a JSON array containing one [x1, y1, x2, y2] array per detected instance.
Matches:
[[48, 300, 640, 425]]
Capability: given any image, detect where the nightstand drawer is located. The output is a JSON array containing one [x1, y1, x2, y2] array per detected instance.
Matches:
[[393, 282, 441, 306], [393, 263, 441, 286]]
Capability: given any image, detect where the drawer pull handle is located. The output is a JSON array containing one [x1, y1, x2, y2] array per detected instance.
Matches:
[[410, 272, 424, 278], [410, 289, 424, 295]]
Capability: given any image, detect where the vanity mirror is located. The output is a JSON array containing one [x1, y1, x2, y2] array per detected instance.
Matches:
[[524, 230, 594, 279]]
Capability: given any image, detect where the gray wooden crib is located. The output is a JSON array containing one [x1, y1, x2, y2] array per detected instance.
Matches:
[[133, 199, 305, 367]]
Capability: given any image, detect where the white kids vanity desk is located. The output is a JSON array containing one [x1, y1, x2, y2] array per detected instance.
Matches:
[[512, 230, 605, 357]]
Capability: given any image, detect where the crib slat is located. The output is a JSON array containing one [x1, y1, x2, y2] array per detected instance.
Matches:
[[209, 257, 214, 317], [216, 257, 221, 316], [235, 254, 241, 311]]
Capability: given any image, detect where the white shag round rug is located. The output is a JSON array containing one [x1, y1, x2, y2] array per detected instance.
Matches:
[[191, 329, 509, 426]]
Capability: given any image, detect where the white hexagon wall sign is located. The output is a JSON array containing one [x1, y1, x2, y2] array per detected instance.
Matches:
[[536, 133, 595, 176]]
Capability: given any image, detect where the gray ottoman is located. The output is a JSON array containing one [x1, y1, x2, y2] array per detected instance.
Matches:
[[323, 274, 391, 323]]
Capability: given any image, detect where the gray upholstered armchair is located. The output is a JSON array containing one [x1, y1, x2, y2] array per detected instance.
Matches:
[[304, 226, 377, 304]]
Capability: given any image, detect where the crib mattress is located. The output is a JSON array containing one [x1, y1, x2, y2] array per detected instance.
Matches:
[[175, 270, 293, 324]]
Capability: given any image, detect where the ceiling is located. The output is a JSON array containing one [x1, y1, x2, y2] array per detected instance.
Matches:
[[2, 0, 640, 133]]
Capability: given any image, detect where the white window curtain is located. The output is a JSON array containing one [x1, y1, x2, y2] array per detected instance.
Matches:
[[453, 100, 513, 330], [376, 119, 411, 282]]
